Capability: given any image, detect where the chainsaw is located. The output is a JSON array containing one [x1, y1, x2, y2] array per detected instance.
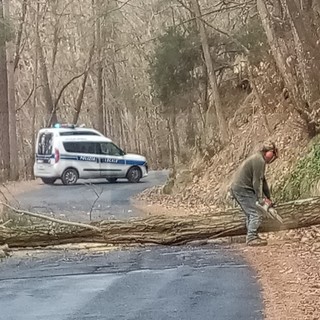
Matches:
[[256, 199, 284, 224]]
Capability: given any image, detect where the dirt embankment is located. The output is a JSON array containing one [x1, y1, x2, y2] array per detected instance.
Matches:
[[239, 226, 320, 320]]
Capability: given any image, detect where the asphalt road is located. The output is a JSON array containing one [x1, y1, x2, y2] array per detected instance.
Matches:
[[15, 170, 168, 221], [6, 170, 264, 319], [0, 245, 263, 320]]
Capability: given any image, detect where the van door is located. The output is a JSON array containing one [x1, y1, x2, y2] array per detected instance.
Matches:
[[35, 131, 55, 174], [62, 141, 100, 178], [98, 142, 126, 178]]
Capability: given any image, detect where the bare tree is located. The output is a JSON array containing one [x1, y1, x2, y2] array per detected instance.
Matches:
[[4, 0, 18, 180], [31, 0, 40, 179], [257, 0, 320, 136], [37, 29, 57, 125], [190, 0, 228, 145], [0, 0, 10, 181], [95, 0, 105, 134]]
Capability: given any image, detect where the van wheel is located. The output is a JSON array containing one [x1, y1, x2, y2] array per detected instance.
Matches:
[[41, 178, 56, 185], [61, 168, 79, 185], [107, 178, 118, 183], [127, 167, 142, 183]]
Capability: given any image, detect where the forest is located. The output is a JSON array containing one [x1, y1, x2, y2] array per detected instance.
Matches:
[[0, 0, 320, 187]]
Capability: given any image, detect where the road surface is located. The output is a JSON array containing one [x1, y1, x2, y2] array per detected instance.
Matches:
[[15, 170, 168, 221], [0, 245, 263, 320], [5, 170, 264, 319]]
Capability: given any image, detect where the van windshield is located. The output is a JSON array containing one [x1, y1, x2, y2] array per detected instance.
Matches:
[[37, 132, 53, 155]]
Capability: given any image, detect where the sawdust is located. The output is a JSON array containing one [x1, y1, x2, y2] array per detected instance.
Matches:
[[237, 226, 320, 320]]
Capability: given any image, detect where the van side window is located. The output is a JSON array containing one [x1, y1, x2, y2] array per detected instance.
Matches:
[[38, 133, 53, 155], [63, 142, 98, 154], [99, 142, 124, 156]]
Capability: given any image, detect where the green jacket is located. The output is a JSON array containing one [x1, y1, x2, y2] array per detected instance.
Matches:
[[231, 152, 270, 201]]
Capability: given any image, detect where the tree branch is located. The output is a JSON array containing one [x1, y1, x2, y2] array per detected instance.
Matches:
[[115, 1, 254, 52], [14, 0, 28, 71], [54, 72, 86, 110], [16, 84, 43, 112], [46, 72, 86, 126], [0, 202, 102, 232]]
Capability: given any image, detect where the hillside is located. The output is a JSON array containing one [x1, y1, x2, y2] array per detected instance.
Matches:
[[136, 60, 312, 212]]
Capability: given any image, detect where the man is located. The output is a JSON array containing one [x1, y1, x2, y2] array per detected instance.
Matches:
[[230, 142, 279, 246]]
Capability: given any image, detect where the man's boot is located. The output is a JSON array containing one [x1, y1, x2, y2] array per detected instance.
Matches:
[[246, 236, 267, 247]]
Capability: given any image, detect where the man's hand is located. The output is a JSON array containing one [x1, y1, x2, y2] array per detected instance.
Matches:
[[264, 198, 273, 206]]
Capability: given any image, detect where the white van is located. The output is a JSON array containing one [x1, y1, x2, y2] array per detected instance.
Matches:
[[34, 125, 148, 185]]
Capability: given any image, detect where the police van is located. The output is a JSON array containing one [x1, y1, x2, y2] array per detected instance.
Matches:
[[34, 124, 148, 185]]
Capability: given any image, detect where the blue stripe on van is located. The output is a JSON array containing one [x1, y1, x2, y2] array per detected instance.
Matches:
[[58, 154, 146, 166], [60, 156, 79, 161], [126, 160, 146, 166], [60, 154, 98, 162]]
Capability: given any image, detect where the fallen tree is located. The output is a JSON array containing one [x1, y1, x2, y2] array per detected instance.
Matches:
[[1, 197, 320, 248]]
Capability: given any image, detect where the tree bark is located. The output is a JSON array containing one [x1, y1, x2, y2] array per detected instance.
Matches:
[[30, 0, 40, 179], [191, 0, 228, 145], [167, 118, 175, 167], [0, 0, 10, 182], [37, 31, 57, 125], [95, 0, 104, 133], [169, 107, 180, 162], [2, 197, 320, 248], [51, 0, 60, 71], [4, 0, 19, 181], [282, 0, 320, 106], [72, 35, 94, 124], [14, 0, 27, 71], [257, 0, 317, 136]]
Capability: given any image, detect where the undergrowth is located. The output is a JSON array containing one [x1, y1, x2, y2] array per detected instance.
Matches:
[[275, 138, 320, 202]]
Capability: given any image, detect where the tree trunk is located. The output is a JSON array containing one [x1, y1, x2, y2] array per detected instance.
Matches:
[[191, 0, 228, 145], [257, 0, 316, 136], [37, 31, 57, 126], [4, 0, 19, 181], [72, 42, 94, 124], [14, 0, 27, 71], [167, 119, 175, 167], [169, 108, 180, 161], [282, 0, 320, 106], [145, 106, 159, 166], [30, 0, 40, 179], [73, 72, 89, 125], [51, 0, 60, 70], [247, 63, 271, 134], [2, 197, 320, 248], [95, 0, 104, 133], [0, 0, 10, 182]]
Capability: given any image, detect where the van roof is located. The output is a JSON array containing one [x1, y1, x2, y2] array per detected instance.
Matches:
[[57, 135, 112, 143], [38, 127, 102, 134]]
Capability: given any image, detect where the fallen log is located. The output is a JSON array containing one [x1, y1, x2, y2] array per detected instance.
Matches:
[[1, 197, 320, 248]]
